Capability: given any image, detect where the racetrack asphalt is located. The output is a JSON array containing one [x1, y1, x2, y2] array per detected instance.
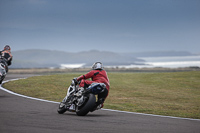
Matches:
[[0, 74, 200, 133]]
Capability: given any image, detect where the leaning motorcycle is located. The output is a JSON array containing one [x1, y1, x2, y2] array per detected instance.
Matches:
[[0, 57, 7, 84], [57, 79, 106, 116]]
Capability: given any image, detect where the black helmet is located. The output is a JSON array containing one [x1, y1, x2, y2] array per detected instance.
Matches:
[[4, 45, 11, 50]]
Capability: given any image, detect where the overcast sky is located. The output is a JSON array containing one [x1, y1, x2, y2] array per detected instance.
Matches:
[[0, 0, 200, 53]]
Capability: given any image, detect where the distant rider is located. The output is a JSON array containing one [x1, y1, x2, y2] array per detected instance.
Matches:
[[0, 45, 13, 72], [75, 62, 110, 111]]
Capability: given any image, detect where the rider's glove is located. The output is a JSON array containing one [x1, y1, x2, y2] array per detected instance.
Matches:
[[73, 78, 78, 85]]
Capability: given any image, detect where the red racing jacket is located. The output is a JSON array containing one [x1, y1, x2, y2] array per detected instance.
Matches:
[[77, 69, 110, 90]]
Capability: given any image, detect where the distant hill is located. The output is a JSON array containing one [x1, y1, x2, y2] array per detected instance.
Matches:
[[10, 49, 195, 68], [121, 51, 194, 57], [11, 49, 144, 68]]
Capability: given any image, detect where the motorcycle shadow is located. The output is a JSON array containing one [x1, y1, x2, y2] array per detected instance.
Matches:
[[61, 111, 110, 117]]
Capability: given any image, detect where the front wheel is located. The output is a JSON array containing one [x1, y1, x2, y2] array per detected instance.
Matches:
[[57, 102, 68, 114], [76, 94, 96, 116], [0, 75, 5, 84]]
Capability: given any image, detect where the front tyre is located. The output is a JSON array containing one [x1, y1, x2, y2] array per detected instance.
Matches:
[[76, 94, 96, 116], [0, 75, 5, 84], [57, 102, 68, 114]]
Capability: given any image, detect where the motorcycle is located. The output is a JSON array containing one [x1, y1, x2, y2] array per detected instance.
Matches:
[[0, 56, 7, 84], [57, 79, 106, 116]]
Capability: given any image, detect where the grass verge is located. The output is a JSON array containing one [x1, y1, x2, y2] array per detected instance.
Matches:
[[3, 71, 200, 119]]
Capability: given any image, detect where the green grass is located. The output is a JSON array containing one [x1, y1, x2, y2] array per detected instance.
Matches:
[[3, 71, 200, 119]]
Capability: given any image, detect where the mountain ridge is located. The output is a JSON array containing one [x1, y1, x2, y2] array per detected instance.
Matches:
[[10, 49, 195, 68], [11, 49, 142, 68]]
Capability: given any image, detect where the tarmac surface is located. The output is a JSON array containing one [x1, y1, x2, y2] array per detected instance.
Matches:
[[0, 74, 200, 133]]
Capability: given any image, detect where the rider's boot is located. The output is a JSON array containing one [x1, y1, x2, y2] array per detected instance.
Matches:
[[90, 98, 104, 112]]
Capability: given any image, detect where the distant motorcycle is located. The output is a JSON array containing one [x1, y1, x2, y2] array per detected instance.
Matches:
[[57, 79, 106, 116], [0, 56, 7, 84]]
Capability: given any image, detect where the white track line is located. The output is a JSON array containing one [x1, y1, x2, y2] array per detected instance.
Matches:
[[0, 79, 59, 104], [1, 78, 200, 121]]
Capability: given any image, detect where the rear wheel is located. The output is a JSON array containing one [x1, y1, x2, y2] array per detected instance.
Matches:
[[76, 94, 96, 116]]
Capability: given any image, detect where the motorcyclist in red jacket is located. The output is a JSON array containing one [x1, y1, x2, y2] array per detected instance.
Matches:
[[76, 62, 110, 111]]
